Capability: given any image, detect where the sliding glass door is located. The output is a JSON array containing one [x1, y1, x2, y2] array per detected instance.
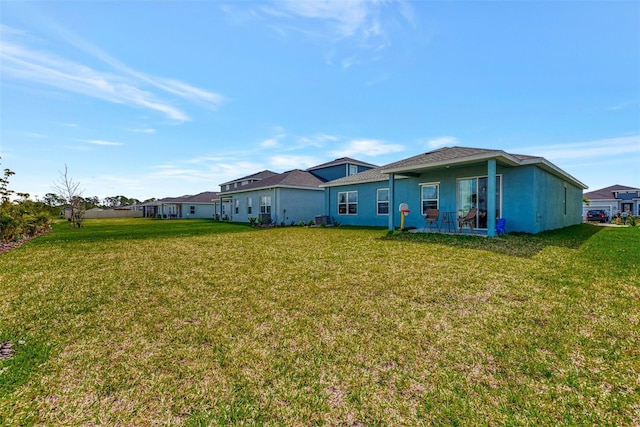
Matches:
[[457, 176, 501, 229]]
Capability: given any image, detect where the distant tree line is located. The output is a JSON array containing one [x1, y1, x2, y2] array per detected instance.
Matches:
[[1, 157, 155, 241], [41, 193, 149, 210]]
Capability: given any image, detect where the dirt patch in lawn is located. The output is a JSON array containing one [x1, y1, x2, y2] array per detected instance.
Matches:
[[0, 228, 51, 256]]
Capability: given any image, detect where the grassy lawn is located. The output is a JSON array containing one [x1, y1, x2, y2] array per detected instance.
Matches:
[[0, 218, 638, 425]]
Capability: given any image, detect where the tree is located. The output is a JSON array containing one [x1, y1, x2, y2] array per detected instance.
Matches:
[[43, 192, 66, 208], [103, 195, 140, 208], [1, 162, 16, 203], [83, 196, 100, 210], [53, 165, 85, 227]]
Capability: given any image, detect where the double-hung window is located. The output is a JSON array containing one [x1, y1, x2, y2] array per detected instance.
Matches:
[[260, 196, 271, 214], [377, 188, 389, 215], [421, 183, 439, 215], [338, 191, 358, 215], [247, 197, 252, 215], [189, 206, 196, 215]]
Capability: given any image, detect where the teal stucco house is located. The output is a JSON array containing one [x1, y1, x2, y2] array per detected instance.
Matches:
[[322, 146, 587, 236], [217, 158, 377, 225]]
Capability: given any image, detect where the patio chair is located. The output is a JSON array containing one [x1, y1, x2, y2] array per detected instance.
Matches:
[[424, 209, 440, 232], [495, 218, 506, 235], [458, 208, 477, 234]]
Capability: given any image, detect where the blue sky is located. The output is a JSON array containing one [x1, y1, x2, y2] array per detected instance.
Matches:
[[1, 1, 638, 201]]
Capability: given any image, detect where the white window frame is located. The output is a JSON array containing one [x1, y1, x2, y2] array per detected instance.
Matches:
[[235, 199, 240, 214], [377, 188, 389, 215], [260, 195, 271, 214], [420, 182, 440, 215], [348, 165, 358, 176], [189, 205, 196, 215], [338, 191, 358, 215], [247, 197, 252, 215]]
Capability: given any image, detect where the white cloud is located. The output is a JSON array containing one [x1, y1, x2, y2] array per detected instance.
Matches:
[[520, 135, 640, 161], [129, 128, 156, 134], [269, 155, 321, 170], [607, 100, 637, 111], [424, 136, 459, 149], [259, 0, 415, 67], [296, 133, 339, 148], [330, 139, 405, 157], [84, 139, 124, 146], [276, 1, 370, 39], [0, 24, 223, 122], [261, 138, 279, 148]]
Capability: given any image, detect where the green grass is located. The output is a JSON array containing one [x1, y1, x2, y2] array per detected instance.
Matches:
[[1, 218, 638, 425]]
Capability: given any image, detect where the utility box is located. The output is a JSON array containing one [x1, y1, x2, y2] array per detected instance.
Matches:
[[315, 215, 330, 225], [258, 213, 272, 224]]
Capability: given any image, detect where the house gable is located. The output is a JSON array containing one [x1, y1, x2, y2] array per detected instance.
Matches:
[[307, 157, 378, 182]]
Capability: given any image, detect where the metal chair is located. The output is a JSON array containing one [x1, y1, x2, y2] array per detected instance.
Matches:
[[424, 209, 440, 232], [458, 208, 477, 234]]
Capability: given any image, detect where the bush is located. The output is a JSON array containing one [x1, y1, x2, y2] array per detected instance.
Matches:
[[0, 201, 51, 243]]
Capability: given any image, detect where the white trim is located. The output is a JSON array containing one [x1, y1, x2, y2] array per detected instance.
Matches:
[[419, 183, 440, 215], [376, 187, 389, 216], [337, 190, 358, 215]]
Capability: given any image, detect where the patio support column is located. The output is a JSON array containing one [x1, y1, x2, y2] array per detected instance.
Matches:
[[487, 159, 496, 237], [388, 173, 396, 232]]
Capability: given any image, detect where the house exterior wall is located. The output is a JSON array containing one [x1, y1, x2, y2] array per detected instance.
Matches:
[[531, 167, 584, 233], [326, 163, 583, 234], [227, 188, 324, 224], [276, 188, 325, 224], [183, 203, 216, 219], [325, 180, 395, 227]]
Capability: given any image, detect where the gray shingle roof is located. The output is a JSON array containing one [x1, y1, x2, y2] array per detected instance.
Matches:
[[319, 166, 395, 186], [584, 185, 640, 200], [154, 191, 219, 204], [380, 146, 528, 172], [222, 169, 324, 194], [323, 146, 587, 189], [185, 191, 219, 203], [219, 170, 278, 187]]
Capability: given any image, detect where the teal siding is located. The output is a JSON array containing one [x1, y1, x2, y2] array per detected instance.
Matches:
[[532, 167, 583, 232], [228, 188, 323, 225], [327, 162, 583, 234]]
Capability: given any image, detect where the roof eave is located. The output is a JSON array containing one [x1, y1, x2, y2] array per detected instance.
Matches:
[[320, 175, 411, 188], [221, 185, 323, 194], [380, 152, 521, 175]]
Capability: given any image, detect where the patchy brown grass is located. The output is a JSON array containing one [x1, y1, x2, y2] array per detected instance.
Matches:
[[0, 219, 638, 425]]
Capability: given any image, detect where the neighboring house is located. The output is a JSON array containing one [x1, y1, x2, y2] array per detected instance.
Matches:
[[140, 191, 219, 219], [218, 158, 378, 224], [583, 185, 640, 218], [307, 157, 379, 181], [321, 146, 587, 236], [217, 170, 279, 220]]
